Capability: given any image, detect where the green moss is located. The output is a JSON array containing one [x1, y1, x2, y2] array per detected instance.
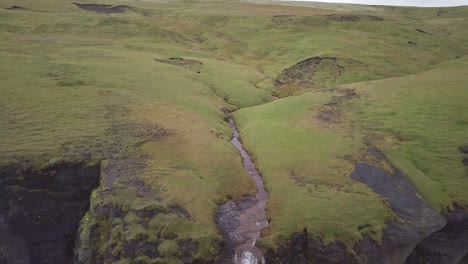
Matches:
[[110, 224, 125, 257], [125, 223, 148, 242], [157, 240, 180, 257], [124, 211, 141, 224]]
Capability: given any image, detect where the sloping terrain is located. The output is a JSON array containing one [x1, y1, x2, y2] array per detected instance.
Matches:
[[0, 0, 467, 263]]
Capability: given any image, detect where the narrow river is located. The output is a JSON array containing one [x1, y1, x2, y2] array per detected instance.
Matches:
[[217, 117, 269, 264]]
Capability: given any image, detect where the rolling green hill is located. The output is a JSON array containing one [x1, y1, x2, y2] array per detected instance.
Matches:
[[0, 0, 467, 263]]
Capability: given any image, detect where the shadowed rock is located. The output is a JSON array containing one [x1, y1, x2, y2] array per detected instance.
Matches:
[[0, 162, 101, 264], [463, 157, 468, 166], [459, 145, 468, 154]]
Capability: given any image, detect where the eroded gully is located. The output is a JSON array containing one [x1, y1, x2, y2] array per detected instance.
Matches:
[[217, 117, 270, 264]]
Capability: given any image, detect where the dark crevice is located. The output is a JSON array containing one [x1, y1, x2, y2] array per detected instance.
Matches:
[[0, 162, 101, 264]]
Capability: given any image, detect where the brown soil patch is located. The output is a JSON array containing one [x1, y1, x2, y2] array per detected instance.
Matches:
[[73, 3, 139, 14], [155, 57, 203, 73], [5, 6, 30, 11], [323, 14, 384, 22], [316, 88, 358, 123], [277, 57, 345, 89], [416, 28, 428, 34], [271, 15, 297, 25]]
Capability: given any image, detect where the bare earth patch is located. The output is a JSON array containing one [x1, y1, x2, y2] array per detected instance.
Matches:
[[5, 6, 31, 11], [316, 88, 358, 123], [155, 57, 203, 73], [73, 3, 139, 14], [323, 14, 384, 22], [277, 57, 345, 89]]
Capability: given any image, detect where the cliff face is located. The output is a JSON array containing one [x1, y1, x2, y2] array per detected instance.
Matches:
[[0, 162, 100, 264], [265, 162, 449, 264], [73, 159, 210, 264]]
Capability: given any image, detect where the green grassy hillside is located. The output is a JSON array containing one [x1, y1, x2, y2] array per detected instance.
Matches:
[[235, 56, 468, 250], [0, 0, 467, 262]]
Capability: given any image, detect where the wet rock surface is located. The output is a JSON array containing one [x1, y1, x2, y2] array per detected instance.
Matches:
[[217, 198, 257, 262], [406, 206, 468, 264], [0, 162, 100, 264]]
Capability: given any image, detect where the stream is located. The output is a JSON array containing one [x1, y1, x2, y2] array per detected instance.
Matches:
[[217, 117, 270, 264]]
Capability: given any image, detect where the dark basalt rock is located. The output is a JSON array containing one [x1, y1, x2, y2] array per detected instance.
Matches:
[[459, 145, 468, 154], [351, 163, 446, 263], [406, 206, 468, 264], [265, 161, 446, 264], [0, 162, 101, 264]]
